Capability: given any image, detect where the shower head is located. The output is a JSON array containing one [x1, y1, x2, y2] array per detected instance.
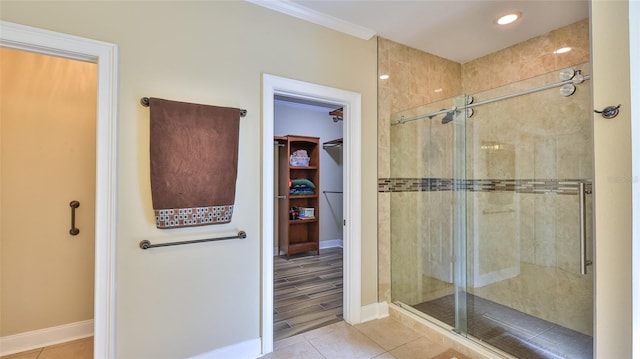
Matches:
[[441, 111, 455, 124], [428, 109, 455, 124]]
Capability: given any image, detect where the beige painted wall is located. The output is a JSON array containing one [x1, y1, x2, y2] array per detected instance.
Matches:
[[0, 48, 96, 336], [0, 1, 377, 358], [591, 1, 632, 357]]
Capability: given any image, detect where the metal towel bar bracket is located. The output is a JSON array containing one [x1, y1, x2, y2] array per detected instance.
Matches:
[[594, 104, 621, 119], [140, 230, 247, 250], [140, 97, 247, 117]]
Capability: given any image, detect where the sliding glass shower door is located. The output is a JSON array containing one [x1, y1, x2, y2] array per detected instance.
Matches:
[[389, 65, 594, 358], [462, 64, 593, 358]]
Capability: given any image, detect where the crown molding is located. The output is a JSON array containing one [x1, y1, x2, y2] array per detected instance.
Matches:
[[246, 0, 376, 40]]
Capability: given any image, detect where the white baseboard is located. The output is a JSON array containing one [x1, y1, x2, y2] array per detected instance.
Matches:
[[360, 302, 389, 323], [188, 338, 261, 359], [0, 319, 93, 356], [320, 239, 343, 249]]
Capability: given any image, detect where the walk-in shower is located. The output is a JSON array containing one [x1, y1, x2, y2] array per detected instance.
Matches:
[[387, 62, 594, 358]]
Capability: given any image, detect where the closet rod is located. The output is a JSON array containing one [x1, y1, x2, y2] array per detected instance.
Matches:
[[139, 230, 247, 250], [140, 97, 247, 117]]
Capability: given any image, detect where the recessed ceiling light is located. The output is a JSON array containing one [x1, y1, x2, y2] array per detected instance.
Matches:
[[554, 47, 572, 54], [434, 88, 443, 93], [496, 12, 521, 25], [379, 74, 390, 80]]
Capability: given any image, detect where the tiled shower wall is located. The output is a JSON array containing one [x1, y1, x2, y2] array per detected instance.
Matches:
[[378, 19, 593, 334], [378, 39, 462, 303]]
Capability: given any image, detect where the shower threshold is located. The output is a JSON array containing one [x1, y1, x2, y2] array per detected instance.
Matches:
[[411, 294, 593, 359]]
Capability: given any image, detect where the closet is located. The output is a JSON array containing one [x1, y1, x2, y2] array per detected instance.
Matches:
[[275, 135, 320, 258]]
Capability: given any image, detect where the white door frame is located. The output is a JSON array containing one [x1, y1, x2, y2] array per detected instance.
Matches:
[[261, 74, 362, 354], [630, 2, 640, 358], [0, 21, 118, 358]]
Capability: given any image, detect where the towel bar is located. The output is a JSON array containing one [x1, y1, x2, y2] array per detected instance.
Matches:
[[140, 97, 247, 117], [140, 230, 247, 250]]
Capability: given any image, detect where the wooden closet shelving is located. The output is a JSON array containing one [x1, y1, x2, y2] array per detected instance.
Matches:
[[322, 138, 343, 149], [275, 135, 320, 258]]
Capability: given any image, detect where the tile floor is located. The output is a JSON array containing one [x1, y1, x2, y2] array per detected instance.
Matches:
[[3, 319, 469, 359], [1, 337, 93, 359], [263, 318, 470, 359]]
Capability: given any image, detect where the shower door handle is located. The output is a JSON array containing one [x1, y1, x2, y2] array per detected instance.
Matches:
[[579, 183, 592, 274]]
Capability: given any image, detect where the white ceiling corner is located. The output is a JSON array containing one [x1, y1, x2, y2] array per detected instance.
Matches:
[[245, 0, 377, 40]]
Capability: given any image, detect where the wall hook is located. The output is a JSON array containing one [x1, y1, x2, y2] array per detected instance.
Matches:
[[594, 104, 621, 119]]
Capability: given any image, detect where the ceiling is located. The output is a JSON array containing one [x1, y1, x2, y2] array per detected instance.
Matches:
[[250, 0, 589, 63]]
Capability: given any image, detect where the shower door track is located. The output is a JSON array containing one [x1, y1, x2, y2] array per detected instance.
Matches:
[[392, 72, 591, 126]]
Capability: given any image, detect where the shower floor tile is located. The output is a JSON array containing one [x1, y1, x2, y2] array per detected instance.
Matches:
[[413, 294, 593, 359]]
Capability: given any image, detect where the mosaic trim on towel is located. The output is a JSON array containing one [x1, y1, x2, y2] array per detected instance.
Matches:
[[378, 178, 592, 195], [155, 205, 233, 229]]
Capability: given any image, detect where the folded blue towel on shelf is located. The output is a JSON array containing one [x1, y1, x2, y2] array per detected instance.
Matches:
[[290, 187, 315, 195], [291, 178, 316, 189]]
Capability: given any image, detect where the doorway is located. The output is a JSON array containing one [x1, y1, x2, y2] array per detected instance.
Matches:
[[261, 74, 362, 355], [1, 47, 96, 356], [0, 21, 118, 358], [273, 96, 345, 340]]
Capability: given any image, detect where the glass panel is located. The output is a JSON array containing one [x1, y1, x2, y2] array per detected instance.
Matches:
[[389, 96, 457, 324], [464, 63, 593, 358], [389, 94, 472, 333]]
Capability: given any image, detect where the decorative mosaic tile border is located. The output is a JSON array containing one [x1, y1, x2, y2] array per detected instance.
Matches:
[[155, 205, 233, 229], [378, 178, 592, 195]]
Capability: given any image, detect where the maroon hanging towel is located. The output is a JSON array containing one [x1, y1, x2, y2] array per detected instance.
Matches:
[[149, 98, 240, 229]]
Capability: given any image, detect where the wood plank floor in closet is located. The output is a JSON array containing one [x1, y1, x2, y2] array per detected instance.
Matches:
[[274, 247, 343, 341]]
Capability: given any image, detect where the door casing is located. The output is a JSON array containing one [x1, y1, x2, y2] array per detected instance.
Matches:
[[261, 74, 362, 355], [0, 21, 118, 359]]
